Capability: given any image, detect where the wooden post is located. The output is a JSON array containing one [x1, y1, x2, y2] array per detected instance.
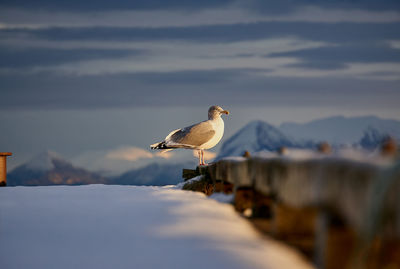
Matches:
[[0, 152, 12, 186], [317, 142, 332, 154]]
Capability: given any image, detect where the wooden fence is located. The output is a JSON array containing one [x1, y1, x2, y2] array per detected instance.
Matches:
[[183, 155, 400, 269]]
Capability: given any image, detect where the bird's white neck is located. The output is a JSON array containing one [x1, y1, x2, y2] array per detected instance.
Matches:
[[209, 116, 224, 128], [209, 114, 222, 120]]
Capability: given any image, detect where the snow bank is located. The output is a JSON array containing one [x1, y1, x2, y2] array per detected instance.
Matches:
[[0, 185, 313, 269]]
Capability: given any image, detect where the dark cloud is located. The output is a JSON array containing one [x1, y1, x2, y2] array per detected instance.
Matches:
[[133, 68, 270, 84], [286, 61, 347, 70], [243, 0, 400, 14], [269, 43, 400, 69], [3, 22, 399, 44], [0, 2, 399, 112], [0, 0, 234, 11], [0, 0, 398, 12], [1, 70, 399, 110], [0, 69, 254, 109], [0, 47, 143, 68]]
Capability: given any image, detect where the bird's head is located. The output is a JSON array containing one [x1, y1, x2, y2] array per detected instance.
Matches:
[[208, 105, 229, 120]]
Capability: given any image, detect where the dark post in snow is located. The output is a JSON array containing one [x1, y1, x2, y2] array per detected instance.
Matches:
[[0, 152, 12, 186]]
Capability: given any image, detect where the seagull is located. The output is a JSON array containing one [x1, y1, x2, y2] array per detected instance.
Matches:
[[150, 105, 229, 165]]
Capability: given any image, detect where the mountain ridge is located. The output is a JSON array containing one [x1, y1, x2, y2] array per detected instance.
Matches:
[[109, 162, 195, 186], [279, 115, 400, 144], [7, 115, 400, 186], [7, 151, 106, 186], [217, 120, 316, 159]]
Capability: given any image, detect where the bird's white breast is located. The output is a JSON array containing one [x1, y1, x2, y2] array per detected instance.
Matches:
[[200, 117, 224, 149]]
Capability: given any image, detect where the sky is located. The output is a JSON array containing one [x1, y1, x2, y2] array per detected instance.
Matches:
[[0, 0, 400, 171]]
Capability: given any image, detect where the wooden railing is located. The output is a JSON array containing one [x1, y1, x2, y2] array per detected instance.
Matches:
[[183, 155, 400, 269]]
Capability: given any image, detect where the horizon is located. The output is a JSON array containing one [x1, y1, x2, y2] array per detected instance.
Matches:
[[5, 112, 400, 173]]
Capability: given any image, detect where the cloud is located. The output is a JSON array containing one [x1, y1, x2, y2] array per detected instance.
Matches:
[[388, 40, 400, 49], [2, 68, 400, 111], [32, 54, 294, 76], [0, 1, 399, 112], [0, 0, 234, 11], [0, 38, 324, 72], [106, 146, 174, 162], [242, 0, 400, 14], [2, 40, 397, 82], [269, 43, 400, 70], [1, 21, 398, 82], [154, 151, 174, 159], [106, 146, 154, 161], [265, 62, 400, 81], [72, 145, 201, 176], [0, 47, 142, 68], [0, 6, 399, 31], [1, 0, 399, 16], [2, 21, 399, 46]]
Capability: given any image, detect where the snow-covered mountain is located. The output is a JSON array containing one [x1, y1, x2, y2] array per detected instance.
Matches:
[[218, 116, 400, 159], [8, 150, 195, 186], [358, 127, 393, 150], [7, 151, 106, 186], [72, 146, 200, 177], [280, 116, 400, 144], [110, 162, 195, 186], [217, 120, 315, 158], [8, 116, 400, 186]]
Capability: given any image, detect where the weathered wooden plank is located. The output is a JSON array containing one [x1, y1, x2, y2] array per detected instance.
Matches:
[[183, 155, 400, 269], [182, 169, 198, 181]]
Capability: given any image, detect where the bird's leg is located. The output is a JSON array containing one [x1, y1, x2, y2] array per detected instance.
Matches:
[[197, 150, 202, 166], [201, 149, 207, 165], [204, 150, 208, 165]]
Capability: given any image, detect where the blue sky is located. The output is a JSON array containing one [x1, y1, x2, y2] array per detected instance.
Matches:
[[0, 0, 399, 170]]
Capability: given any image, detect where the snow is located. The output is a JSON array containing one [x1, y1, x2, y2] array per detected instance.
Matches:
[[217, 120, 296, 159], [335, 147, 395, 166], [249, 148, 394, 166], [172, 175, 203, 189], [279, 115, 400, 144], [0, 185, 313, 269], [218, 121, 260, 158], [221, 156, 248, 162]]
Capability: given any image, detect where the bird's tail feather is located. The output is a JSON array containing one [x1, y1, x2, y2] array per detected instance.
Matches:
[[150, 141, 196, 151], [150, 141, 166, 149], [150, 142, 174, 153]]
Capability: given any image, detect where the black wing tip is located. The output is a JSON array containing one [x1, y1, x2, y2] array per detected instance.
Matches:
[[150, 142, 170, 150]]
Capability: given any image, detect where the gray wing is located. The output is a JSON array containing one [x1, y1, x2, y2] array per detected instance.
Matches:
[[169, 121, 216, 147]]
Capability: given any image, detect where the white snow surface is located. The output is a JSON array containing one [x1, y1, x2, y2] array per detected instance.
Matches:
[[0, 185, 313, 269]]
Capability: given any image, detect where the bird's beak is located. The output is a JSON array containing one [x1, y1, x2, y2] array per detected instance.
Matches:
[[221, 110, 230, 115]]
